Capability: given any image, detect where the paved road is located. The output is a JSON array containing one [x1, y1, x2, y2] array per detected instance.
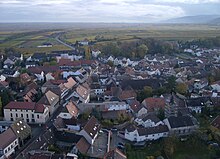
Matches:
[[55, 35, 76, 50]]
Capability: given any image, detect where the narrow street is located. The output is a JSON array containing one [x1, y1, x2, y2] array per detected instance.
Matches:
[[14, 105, 63, 159]]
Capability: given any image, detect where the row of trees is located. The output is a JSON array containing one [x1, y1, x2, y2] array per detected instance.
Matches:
[[181, 36, 220, 49], [97, 38, 179, 59]]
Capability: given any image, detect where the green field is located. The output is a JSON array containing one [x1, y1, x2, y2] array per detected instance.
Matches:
[[0, 30, 71, 56], [62, 24, 220, 44], [0, 24, 220, 55]]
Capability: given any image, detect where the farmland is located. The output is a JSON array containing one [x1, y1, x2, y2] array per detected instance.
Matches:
[[0, 23, 220, 56]]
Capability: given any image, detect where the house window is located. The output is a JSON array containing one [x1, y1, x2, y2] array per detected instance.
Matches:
[[16, 113, 18, 118], [10, 113, 13, 117], [32, 114, 34, 118], [32, 119, 35, 123], [11, 118, 13, 121], [21, 114, 23, 118], [37, 115, 39, 119], [26, 114, 29, 118], [26, 119, 29, 123]]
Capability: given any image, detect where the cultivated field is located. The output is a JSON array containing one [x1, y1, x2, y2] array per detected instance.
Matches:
[[0, 23, 220, 56]]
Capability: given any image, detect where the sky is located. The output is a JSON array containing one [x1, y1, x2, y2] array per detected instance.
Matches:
[[0, 0, 220, 23]]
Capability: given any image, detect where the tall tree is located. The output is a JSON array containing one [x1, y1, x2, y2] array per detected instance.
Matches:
[[137, 44, 148, 58], [176, 83, 188, 95]]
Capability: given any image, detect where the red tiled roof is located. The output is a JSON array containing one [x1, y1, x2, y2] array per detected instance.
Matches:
[[143, 97, 165, 112], [5, 101, 36, 110], [83, 116, 100, 139], [58, 59, 95, 67], [28, 66, 59, 74], [76, 137, 90, 154], [35, 103, 46, 113], [66, 101, 79, 118], [5, 101, 45, 113]]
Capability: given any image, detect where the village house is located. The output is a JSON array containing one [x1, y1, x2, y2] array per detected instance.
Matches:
[[67, 84, 90, 103], [193, 78, 209, 90], [163, 115, 197, 136], [2, 69, 20, 78], [79, 39, 89, 46], [124, 124, 169, 142], [37, 90, 60, 115], [91, 50, 101, 58], [128, 100, 148, 117], [186, 97, 213, 113], [58, 101, 79, 119], [165, 93, 189, 117], [0, 128, 18, 159], [104, 101, 129, 111], [55, 51, 83, 62], [79, 116, 101, 145], [4, 101, 49, 124], [135, 114, 164, 128], [25, 61, 36, 69], [19, 73, 32, 86], [54, 117, 81, 132], [211, 81, 220, 92], [64, 77, 77, 90], [10, 119, 32, 146], [3, 57, 16, 69], [142, 97, 166, 114]]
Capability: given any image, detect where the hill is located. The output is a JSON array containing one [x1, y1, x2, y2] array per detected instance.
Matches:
[[163, 15, 220, 24]]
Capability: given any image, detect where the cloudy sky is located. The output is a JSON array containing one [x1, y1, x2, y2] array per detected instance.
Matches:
[[0, 0, 220, 22]]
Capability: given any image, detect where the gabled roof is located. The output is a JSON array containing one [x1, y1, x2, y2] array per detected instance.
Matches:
[[76, 84, 89, 100], [143, 97, 165, 112], [125, 124, 136, 132], [76, 137, 90, 154], [5, 101, 45, 113], [20, 73, 32, 83], [119, 89, 137, 101], [129, 100, 146, 114], [28, 66, 59, 74], [0, 128, 17, 149], [40, 90, 59, 106], [64, 77, 77, 90], [120, 79, 164, 90], [168, 115, 194, 128], [186, 97, 211, 107], [82, 116, 100, 139], [104, 148, 127, 159], [137, 125, 168, 136], [66, 101, 79, 118], [142, 114, 161, 123], [54, 130, 81, 144], [54, 117, 66, 130]]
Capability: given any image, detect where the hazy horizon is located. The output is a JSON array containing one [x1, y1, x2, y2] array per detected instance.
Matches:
[[0, 0, 220, 23]]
